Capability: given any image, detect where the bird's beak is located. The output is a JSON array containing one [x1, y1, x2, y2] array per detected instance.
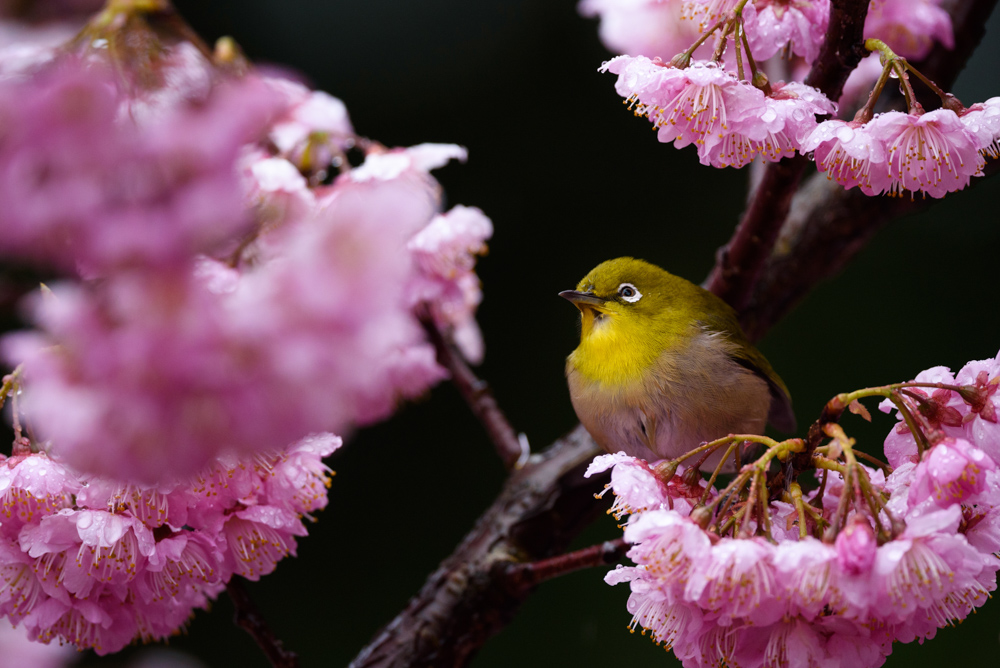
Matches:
[[559, 290, 607, 311]]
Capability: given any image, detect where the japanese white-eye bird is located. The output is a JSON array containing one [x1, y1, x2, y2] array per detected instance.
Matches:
[[561, 257, 795, 465]]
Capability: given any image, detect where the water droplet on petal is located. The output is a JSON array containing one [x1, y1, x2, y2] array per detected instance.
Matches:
[[835, 126, 856, 143]]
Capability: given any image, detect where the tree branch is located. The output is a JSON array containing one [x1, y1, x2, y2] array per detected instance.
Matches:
[[702, 0, 871, 311], [505, 538, 629, 594], [742, 0, 1000, 341], [421, 316, 527, 471], [227, 578, 299, 668]]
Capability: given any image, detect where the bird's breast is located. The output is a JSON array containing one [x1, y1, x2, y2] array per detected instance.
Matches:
[[566, 330, 770, 461]]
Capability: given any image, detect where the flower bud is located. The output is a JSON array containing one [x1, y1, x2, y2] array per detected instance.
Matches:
[[690, 505, 713, 529], [682, 466, 703, 487], [669, 52, 691, 69], [835, 519, 877, 575], [653, 460, 678, 484]]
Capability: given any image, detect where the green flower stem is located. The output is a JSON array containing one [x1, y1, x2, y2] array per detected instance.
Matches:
[[892, 60, 921, 114], [682, 17, 728, 62], [674, 434, 778, 467], [790, 483, 809, 539], [734, 26, 745, 81], [739, 471, 761, 537], [700, 442, 740, 506], [756, 471, 772, 539], [904, 62, 964, 110], [711, 22, 734, 63], [0, 367, 22, 412]]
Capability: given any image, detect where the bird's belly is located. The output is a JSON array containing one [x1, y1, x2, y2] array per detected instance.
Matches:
[[567, 347, 770, 464]]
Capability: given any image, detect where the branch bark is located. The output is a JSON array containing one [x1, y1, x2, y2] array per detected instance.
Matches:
[[702, 0, 871, 311]]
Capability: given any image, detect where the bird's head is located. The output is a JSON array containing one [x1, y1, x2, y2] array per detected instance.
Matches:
[[560, 257, 684, 341]]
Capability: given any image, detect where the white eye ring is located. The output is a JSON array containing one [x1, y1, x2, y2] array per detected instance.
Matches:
[[617, 283, 642, 303]]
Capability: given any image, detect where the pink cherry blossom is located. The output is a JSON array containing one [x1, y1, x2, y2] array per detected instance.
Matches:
[[595, 371, 1000, 668], [604, 56, 832, 167], [870, 109, 984, 198], [908, 438, 997, 508], [803, 119, 889, 193], [835, 519, 877, 575], [864, 0, 953, 61], [0, 617, 74, 668], [408, 205, 493, 363], [958, 97, 1000, 158], [735, 80, 836, 165], [681, 0, 740, 33], [806, 109, 984, 198], [0, 432, 340, 654], [744, 0, 831, 64], [4, 132, 480, 481], [262, 75, 354, 173]]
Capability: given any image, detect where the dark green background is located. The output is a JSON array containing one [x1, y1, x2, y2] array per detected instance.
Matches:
[[65, 1, 1000, 666]]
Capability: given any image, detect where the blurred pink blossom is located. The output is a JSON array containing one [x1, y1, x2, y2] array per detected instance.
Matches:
[[2, 59, 491, 481], [579, 0, 715, 61], [0, 61, 277, 275], [864, 0, 953, 61]]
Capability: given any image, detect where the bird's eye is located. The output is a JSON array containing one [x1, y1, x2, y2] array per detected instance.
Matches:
[[617, 283, 642, 303]]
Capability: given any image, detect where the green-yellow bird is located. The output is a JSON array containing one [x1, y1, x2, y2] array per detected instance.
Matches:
[[561, 257, 795, 465]]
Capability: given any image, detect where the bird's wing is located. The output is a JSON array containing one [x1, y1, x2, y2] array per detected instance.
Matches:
[[696, 303, 797, 434], [729, 352, 797, 434]]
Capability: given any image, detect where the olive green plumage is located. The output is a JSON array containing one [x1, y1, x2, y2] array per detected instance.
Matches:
[[561, 257, 795, 464]]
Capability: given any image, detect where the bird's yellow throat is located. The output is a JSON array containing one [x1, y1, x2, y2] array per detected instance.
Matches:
[[570, 305, 664, 387]]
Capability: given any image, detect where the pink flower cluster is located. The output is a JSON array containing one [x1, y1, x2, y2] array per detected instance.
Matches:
[[603, 56, 834, 168], [0, 54, 491, 481], [580, 0, 950, 65], [803, 104, 999, 198], [586, 1, 991, 200], [0, 434, 340, 655], [742, 0, 831, 64], [588, 351, 1000, 668]]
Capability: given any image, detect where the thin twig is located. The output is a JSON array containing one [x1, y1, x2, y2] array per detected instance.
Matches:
[[227, 578, 299, 668], [420, 315, 527, 470], [506, 538, 629, 593]]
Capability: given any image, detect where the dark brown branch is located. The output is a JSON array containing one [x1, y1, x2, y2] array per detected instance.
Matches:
[[505, 538, 629, 594], [702, 0, 871, 311], [227, 578, 299, 668], [421, 316, 526, 471]]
